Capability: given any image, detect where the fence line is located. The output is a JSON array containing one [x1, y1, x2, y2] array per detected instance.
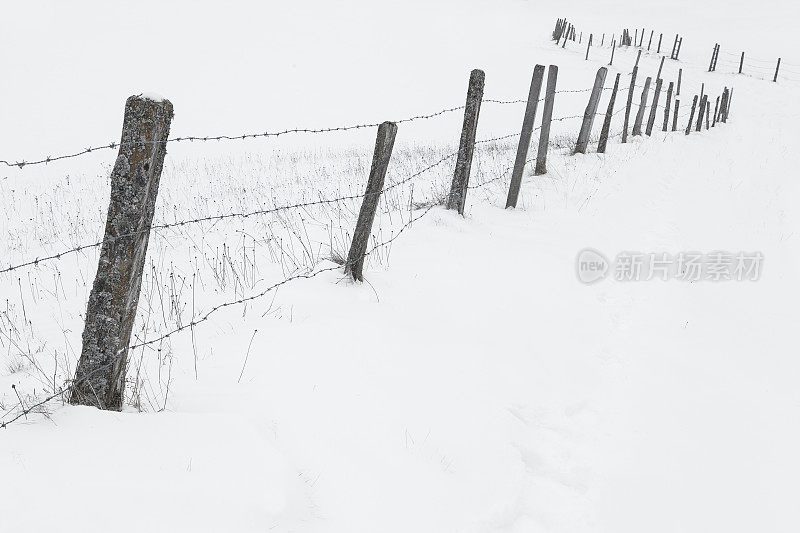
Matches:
[[1, 55, 735, 425]]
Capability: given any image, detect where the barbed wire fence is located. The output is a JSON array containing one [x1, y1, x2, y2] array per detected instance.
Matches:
[[0, 53, 734, 426]]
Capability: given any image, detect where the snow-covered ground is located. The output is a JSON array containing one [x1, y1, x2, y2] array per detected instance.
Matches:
[[2, 1, 799, 531]]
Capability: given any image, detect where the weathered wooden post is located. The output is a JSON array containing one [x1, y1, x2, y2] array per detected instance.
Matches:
[[635, 29, 638, 47], [585, 34, 592, 60], [534, 65, 558, 175], [639, 28, 645, 46], [696, 95, 707, 131], [601, 33, 605, 46], [632, 76, 652, 136], [675, 37, 683, 59], [69, 94, 174, 410], [718, 88, 728, 123], [685, 95, 698, 135], [672, 98, 680, 131], [647, 30, 654, 50], [656, 55, 666, 80], [708, 44, 717, 71], [712, 96, 720, 126], [609, 40, 616, 65], [677, 68, 682, 95], [700, 82, 705, 103], [447, 69, 485, 215], [657, 33, 663, 53], [598, 73, 621, 153], [646, 77, 663, 135], [346, 121, 397, 281], [575, 67, 608, 154], [670, 34, 679, 58], [713, 45, 720, 71], [739, 52, 745, 74], [506, 65, 545, 208], [622, 66, 638, 143], [635, 49, 642, 67], [705, 103, 710, 129], [662, 81, 674, 131], [774, 58, 781, 82]]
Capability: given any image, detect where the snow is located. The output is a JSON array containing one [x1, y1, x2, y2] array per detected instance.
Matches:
[[2, 0, 800, 532], [138, 92, 166, 103]]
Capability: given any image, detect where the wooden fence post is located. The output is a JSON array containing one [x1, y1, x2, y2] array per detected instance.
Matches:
[[639, 28, 645, 46], [671, 34, 679, 58], [662, 81, 674, 131], [657, 33, 663, 53], [719, 88, 728, 123], [708, 44, 717, 71], [696, 95, 707, 131], [739, 52, 744, 74], [705, 103, 710, 129], [609, 40, 616, 65], [672, 98, 680, 131], [447, 69, 485, 215], [346, 121, 398, 281], [685, 95, 698, 134], [585, 34, 592, 60], [713, 45, 720, 71], [534, 65, 558, 176], [622, 65, 638, 143], [635, 49, 642, 67], [575, 67, 608, 154], [69, 94, 174, 410], [632, 76, 652, 136], [656, 55, 665, 80], [646, 77, 663, 135], [598, 73, 621, 153], [712, 96, 720, 126], [647, 30, 654, 50], [774, 58, 781, 82], [635, 28, 638, 47], [675, 37, 683, 59], [601, 33, 605, 46], [677, 68, 682, 95], [506, 65, 545, 208]]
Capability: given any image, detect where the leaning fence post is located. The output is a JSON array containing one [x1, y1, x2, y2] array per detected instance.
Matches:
[[677, 68, 682, 95], [719, 88, 728, 123], [705, 103, 710, 129], [656, 55, 665, 80], [534, 65, 558, 175], [685, 95, 698, 135], [506, 65, 545, 208], [598, 73, 621, 153], [657, 33, 663, 53], [672, 98, 680, 131], [646, 77, 663, 135], [69, 94, 174, 410], [712, 96, 720, 126], [635, 49, 642, 67], [647, 30, 654, 50], [632, 76, 652, 136], [609, 40, 616, 65], [739, 52, 745, 74], [696, 95, 707, 131], [447, 69, 485, 215], [708, 44, 717, 71], [575, 67, 608, 154], [676, 37, 683, 59], [774, 58, 781, 82], [585, 34, 592, 60], [662, 81, 674, 131], [622, 66, 638, 143], [670, 34, 679, 58], [346, 121, 398, 281]]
